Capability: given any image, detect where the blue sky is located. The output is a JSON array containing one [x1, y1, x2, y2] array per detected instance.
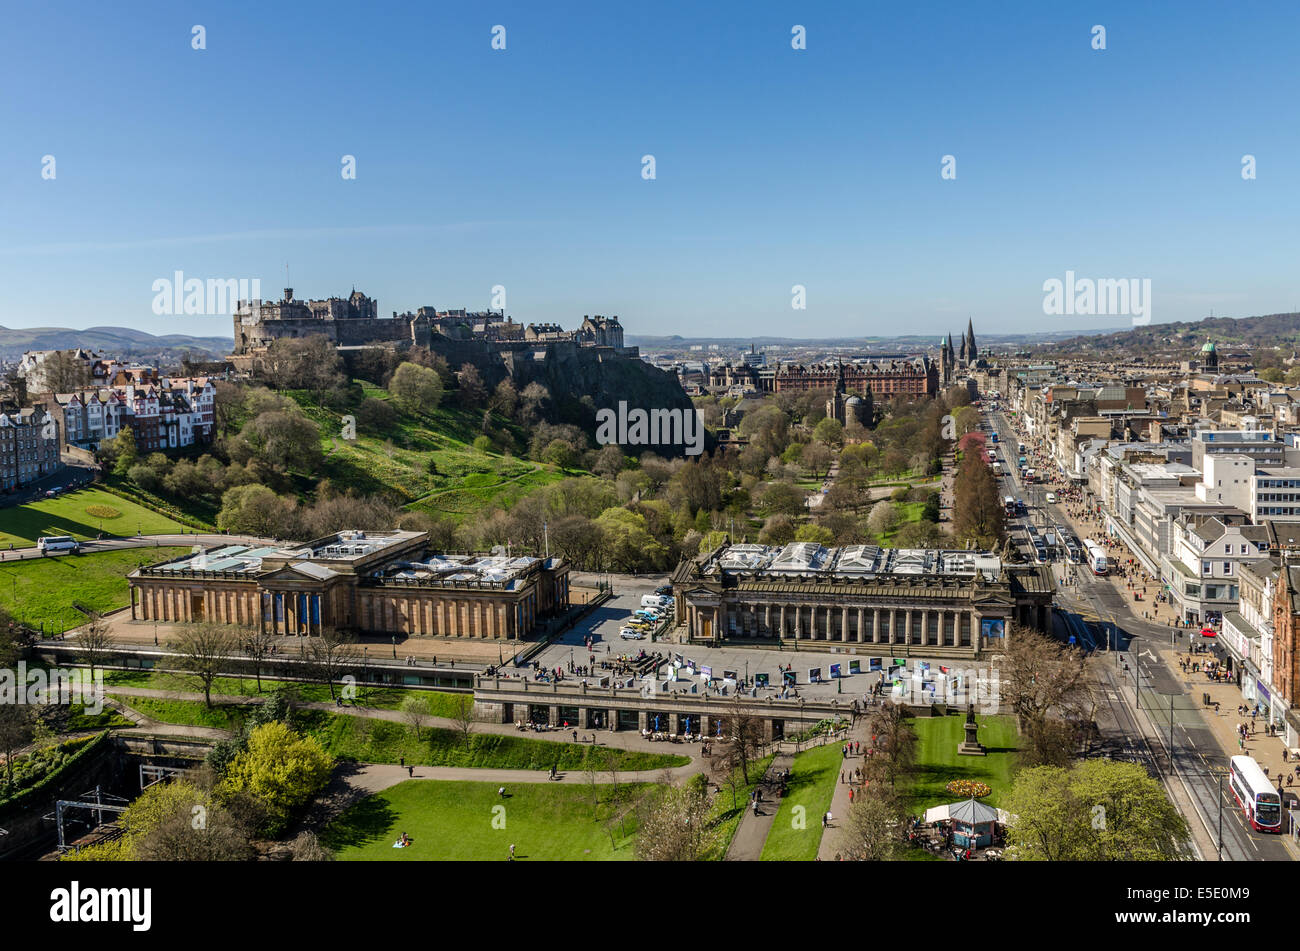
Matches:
[[1, 0, 1297, 339]]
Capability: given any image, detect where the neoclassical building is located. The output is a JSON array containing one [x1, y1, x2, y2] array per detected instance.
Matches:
[[671, 543, 1053, 659], [128, 530, 570, 639]]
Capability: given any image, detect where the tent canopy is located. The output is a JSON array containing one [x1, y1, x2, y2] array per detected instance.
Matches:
[[949, 798, 999, 824]]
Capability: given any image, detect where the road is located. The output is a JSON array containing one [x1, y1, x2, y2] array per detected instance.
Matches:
[[984, 402, 1291, 861]]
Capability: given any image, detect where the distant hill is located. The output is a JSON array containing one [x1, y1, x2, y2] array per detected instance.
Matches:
[[1031, 312, 1300, 358], [0, 325, 234, 361], [628, 328, 1107, 349]]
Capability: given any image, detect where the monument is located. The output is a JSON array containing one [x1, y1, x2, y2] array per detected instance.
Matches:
[[957, 702, 986, 756]]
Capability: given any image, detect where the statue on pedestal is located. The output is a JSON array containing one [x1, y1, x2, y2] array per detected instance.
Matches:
[[958, 702, 986, 756]]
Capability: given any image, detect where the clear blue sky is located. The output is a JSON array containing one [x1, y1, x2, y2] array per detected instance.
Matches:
[[1, 0, 1297, 340]]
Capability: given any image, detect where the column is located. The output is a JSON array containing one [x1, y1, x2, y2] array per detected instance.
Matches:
[[779, 605, 786, 639], [873, 608, 881, 644], [857, 607, 865, 643], [904, 609, 912, 646], [608, 708, 619, 732], [842, 606, 850, 642]]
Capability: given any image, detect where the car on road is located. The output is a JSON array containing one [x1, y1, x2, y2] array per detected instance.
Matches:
[[1044, 491, 1057, 503], [37, 535, 80, 555]]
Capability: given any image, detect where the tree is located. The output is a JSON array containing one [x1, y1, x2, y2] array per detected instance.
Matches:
[[457, 364, 487, 409], [109, 426, 139, 477], [952, 453, 1005, 549], [401, 694, 431, 742], [862, 702, 917, 787], [174, 622, 243, 708], [450, 693, 477, 751], [813, 417, 844, 448], [802, 442, 835, 479], [0, 704, 34, 792], [221, 721, 333, 835], [716, 699, 765, 784], [244, 632, 275, 692], [1004, 760, 1189, 861], [237, 409, 323, 474], [635, 779, 717, 861], [75, 612, 113, 679], [65, 778, 255, 862], [843, 784, 905, 860], [867, 500, 901, 537], [305, 629, 360, 701], [355, 396, 398, 433], [794, 523, 834, 545], [389, 362, 444, 414], [216, 484, 297, 538], [596, 507, 668, 571], [999, 625, 1096, 767]]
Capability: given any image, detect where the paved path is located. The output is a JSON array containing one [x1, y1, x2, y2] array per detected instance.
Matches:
[[817, 725, 871, 860], [724, 751, 793, 860]]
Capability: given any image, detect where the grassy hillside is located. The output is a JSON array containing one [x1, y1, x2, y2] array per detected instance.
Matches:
[[290, 385, 574, 519]]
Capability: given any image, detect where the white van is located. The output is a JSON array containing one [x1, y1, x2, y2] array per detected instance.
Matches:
[[641, 594, 670, 609], [37, 535, 80, 555]]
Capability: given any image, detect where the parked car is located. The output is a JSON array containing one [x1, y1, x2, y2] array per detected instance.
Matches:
[[619, 627, 645, 639], [1044, 491, 1057, 503]]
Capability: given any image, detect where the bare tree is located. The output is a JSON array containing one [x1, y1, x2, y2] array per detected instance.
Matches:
[[716, 699, 766, 784], [244, 631, 275, 693], [305, 629, 360, 702], [76, 613, 113, 681], [400, 694, 430, 741], [842, 784, 905, 861], [289, 830, 334, 861], [862, 702, 917, 788], [174, 622, 243, 708], [450, 693, 477, 751], [998, 624, 1096, 766]]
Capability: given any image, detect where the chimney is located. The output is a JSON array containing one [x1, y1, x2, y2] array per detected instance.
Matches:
[[283, 288, 293, 302]]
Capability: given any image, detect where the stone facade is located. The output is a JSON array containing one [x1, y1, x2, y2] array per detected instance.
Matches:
[[128, 530, 570, 640], [671, 543, 1054, 659]]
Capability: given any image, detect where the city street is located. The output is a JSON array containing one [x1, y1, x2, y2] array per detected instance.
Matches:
[[986, 403, 1294, 861]]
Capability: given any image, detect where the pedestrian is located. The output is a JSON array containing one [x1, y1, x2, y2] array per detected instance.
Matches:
[[400, 756, 405, 768], [408, 765, 414, 778], [509, 843, 515, 861]]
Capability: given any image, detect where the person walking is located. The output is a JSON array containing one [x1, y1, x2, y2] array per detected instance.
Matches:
[[509, 843, 515, 861]]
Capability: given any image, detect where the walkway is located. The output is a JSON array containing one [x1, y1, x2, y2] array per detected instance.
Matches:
[[724, 751, 793, 860]]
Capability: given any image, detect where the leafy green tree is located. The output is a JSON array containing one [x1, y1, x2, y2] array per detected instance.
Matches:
[[794, 523, 834, 545], [222, 721, 333, 834], [110, 426, 138, 477], [596, 508, 669, 570], [1005, 760, 1189, 861], [813, 417, 844, 448], [389, 362, 444, 413]]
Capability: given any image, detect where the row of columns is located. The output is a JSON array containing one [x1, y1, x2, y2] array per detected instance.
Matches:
[[696, 602, 979, 649]]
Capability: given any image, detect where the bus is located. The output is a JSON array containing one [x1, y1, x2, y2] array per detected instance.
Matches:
[[990, 432, 999, 444], [1229, 755, 1283, 832], [991, 460, 1002, 475], [1084, 540, 1108, 575], [1004, 496, 1017, 517]]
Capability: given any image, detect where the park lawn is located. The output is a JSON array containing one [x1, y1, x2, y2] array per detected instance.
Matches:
[[902, 713, 1020, 814], [109, 695, 250, 730], [0, 547, 191, 631], [0, 486, 188, 547], [100, 669, 465, 713], [703, 752, 775, 860], [760, 742, 844, 861], [323, 779, 646, 861], [297, 709, 689, 772]]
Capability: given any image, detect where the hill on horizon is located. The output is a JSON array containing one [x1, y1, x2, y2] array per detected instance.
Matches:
[[0, 324, 234, 360]]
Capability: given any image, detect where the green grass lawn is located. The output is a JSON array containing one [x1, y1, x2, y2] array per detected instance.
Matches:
[[0, 487, 187, 547], [298, 710, 688, 772], [102, 669, 466, 714], [902, 713, 1020, 814], [0, 547, 190, 630], [108, 695, 250, 730], [760, 742, 844, 861], [323, 779, 645, 860]]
